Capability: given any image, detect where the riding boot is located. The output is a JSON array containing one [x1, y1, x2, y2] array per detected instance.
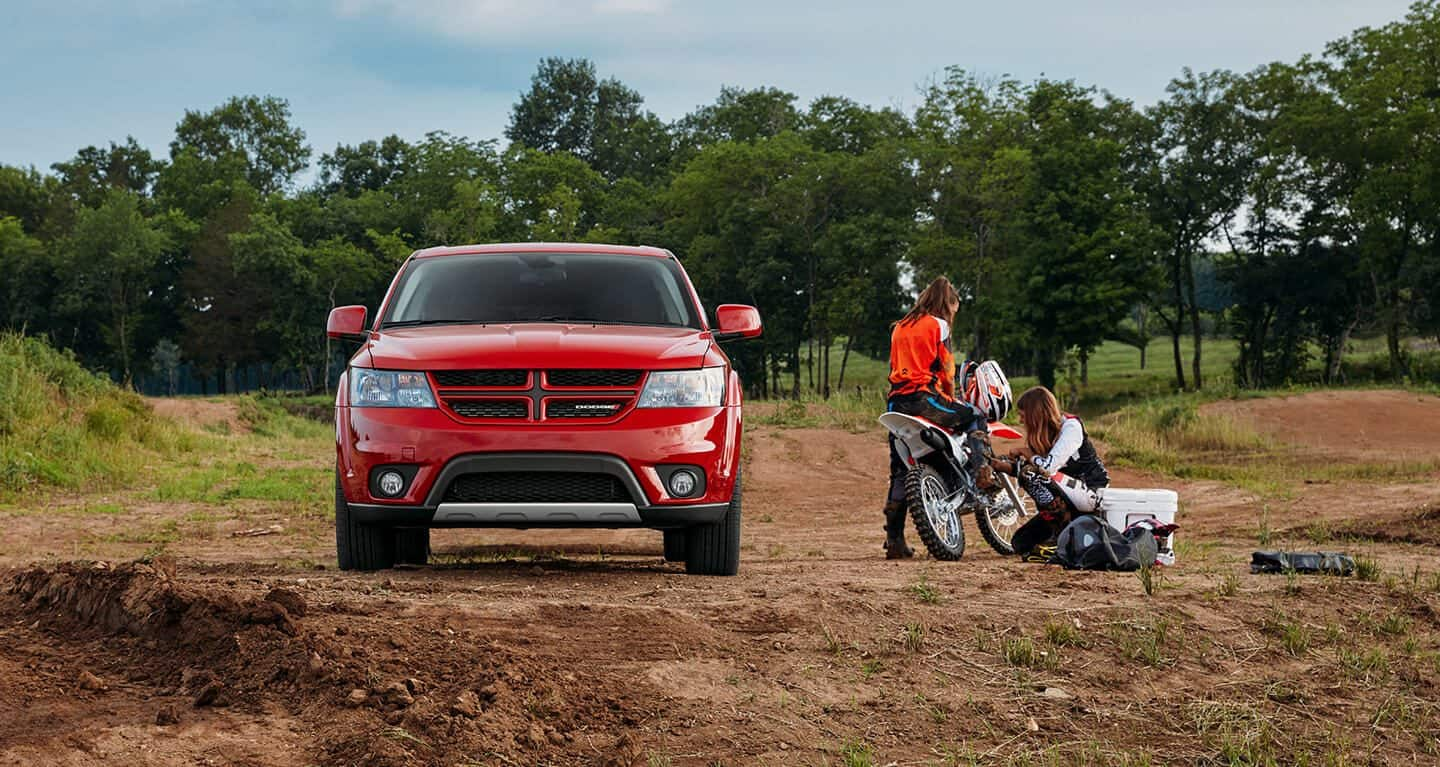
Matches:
[[882, 501, 914, 559], [967, 431, 999, 491]]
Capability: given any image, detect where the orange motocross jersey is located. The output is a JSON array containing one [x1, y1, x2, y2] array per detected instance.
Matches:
[[888, 315, 955, 398]]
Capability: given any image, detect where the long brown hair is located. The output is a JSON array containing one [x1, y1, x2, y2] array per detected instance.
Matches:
[[896, 277, 959, 327], [1017, 386, 1064, 456]]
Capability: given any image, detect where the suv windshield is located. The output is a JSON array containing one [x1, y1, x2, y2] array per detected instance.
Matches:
[[381, 253, 701, 329]]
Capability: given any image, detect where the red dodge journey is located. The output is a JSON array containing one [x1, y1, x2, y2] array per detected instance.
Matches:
[[327, 243, 762, 575]]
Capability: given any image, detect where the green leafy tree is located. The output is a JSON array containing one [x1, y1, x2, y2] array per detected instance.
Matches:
[[0, 216, 53, 334], [1137, 69, 1250, 390], [51, 138, 161, 207], [63, 189, 170, 382], [1317, 2, 1440, 379], [1014, 81, 1158, 389], [911, 70, 1032, 361], [506, 58, 671, 181]]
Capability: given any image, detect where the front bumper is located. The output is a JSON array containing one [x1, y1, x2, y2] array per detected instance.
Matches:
[[336, 404, 741, 527]]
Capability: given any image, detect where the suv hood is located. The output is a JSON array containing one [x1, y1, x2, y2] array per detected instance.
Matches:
[[361, 324, 713, 371]]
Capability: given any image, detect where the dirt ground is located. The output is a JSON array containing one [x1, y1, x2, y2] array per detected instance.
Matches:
[[2, 391, 1439, 765], [1202, 389, 1440, 462]]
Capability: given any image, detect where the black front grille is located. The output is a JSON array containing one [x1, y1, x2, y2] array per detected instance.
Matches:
[[442, 472, 631, 504], [546, 369, 643, 388], [546, 399, 629, 419], [446, 399, 528, 419], [433, 369, 528, 388]]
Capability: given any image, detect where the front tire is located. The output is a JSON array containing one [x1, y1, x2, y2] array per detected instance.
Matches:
[[975, 473, 1029, 556], [394, 528, 430, 566], [906, 465, 965, 561], [685, 469, 742, 576], [336, 471, 395, 571], [662, 530, 687, 562]]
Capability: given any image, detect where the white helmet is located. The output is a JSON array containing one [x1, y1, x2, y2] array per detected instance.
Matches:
[[963, 360, 1012, 422]]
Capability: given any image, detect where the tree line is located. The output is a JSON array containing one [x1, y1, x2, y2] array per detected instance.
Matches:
[[2, 2, 1438, 396]]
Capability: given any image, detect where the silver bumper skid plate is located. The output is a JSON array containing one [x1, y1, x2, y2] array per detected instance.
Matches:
[[433, 502, 642, 524]]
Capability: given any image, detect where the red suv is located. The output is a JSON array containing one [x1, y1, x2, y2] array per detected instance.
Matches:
[[326, 244, 762, 575]]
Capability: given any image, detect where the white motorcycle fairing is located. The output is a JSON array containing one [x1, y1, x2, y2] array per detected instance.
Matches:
[[878, 412, 965, 466], [878, 412, 1023, 466]]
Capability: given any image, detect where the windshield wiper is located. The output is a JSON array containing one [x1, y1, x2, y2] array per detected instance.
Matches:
[[381, 319, 482, 329]]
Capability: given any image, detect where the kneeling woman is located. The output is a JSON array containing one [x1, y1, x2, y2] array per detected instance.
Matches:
[[993, 386, 1109, 558]]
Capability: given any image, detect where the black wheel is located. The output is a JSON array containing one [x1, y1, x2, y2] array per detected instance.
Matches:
[[685, 468, 742, 576], [394, 528, 430, 566], [662, 530, 686, 562], [975, 473, 1029, 556], [906, 465, 965, 561], [335, 471, 395, 571]]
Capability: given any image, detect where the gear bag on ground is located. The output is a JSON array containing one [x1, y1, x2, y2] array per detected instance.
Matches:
[[1053, 514, 1159, 571]]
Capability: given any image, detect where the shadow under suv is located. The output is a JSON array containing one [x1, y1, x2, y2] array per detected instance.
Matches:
[[327, 243, 762, 575]]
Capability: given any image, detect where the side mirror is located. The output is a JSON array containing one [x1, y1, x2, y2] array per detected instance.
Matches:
[[714, 304, 762, 341], [327, 305, 368, 341]]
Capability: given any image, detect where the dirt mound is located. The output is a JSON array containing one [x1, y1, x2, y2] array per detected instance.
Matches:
[[1202, 390, 1440, 461], [146, 397, 248, 432], [0, 562, 669, 766]]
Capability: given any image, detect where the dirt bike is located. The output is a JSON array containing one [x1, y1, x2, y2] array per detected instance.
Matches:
[[879, 412, 1032, 560]]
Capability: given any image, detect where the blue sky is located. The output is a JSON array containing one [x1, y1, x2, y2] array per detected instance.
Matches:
[[1, 0, 1418, 177]]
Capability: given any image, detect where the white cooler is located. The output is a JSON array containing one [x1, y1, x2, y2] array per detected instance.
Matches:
[[1099, 488, 1178, 565]]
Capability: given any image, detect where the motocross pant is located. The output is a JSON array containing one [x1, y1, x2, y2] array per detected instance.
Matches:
[[884, 392, 985, 509], [1010, 460, 1103, 557]]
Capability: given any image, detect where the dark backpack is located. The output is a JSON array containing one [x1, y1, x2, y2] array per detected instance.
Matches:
[[1054, 515, 1159, 571]]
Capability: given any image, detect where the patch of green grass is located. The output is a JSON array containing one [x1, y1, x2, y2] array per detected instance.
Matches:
[[1137, 563, 1163, 597], [237, 395, 332, 440], [1339, 647, 1390, 681], [902, 621, 926, 653], [839, 739, 876, 767], [153, 463, 328, 506], [1377, 612, 1414, 637], [1001, 635, 1058, 670], [1217, 573, 1240, 597], [1187, 700, 1282, 765], [1263, 610, 1312, 657], [1354, 555, 1382, 582], [224, 467, 329, 503], [909, 573, 941, 605], [1044, 620, 1088, 648], [153, 466, 232, 501], [1115, 617, 1174, 667], [101, 519, 180, 545]]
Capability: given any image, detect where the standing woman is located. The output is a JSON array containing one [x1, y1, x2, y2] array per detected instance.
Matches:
[[993, 386, 1109, 558], [880, 277, 986, 558]]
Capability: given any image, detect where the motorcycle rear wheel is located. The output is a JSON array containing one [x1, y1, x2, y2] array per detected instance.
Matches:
[[906, 465, 965, 561]]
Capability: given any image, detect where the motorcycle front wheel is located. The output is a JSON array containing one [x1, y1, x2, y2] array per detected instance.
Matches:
[[975, 472, 1030, 556], [906, 465, 965, 561]]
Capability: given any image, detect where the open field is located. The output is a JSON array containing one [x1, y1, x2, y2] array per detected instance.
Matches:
[[2, 387, 1439, 766]]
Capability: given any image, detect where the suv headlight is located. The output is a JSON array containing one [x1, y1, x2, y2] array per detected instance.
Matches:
[[350, 368, 437, 408], [637, 367, 725, 408]]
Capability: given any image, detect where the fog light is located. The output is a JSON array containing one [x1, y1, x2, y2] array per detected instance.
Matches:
[[667, 469, 697, 498], [377, 470, 405, 497]]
